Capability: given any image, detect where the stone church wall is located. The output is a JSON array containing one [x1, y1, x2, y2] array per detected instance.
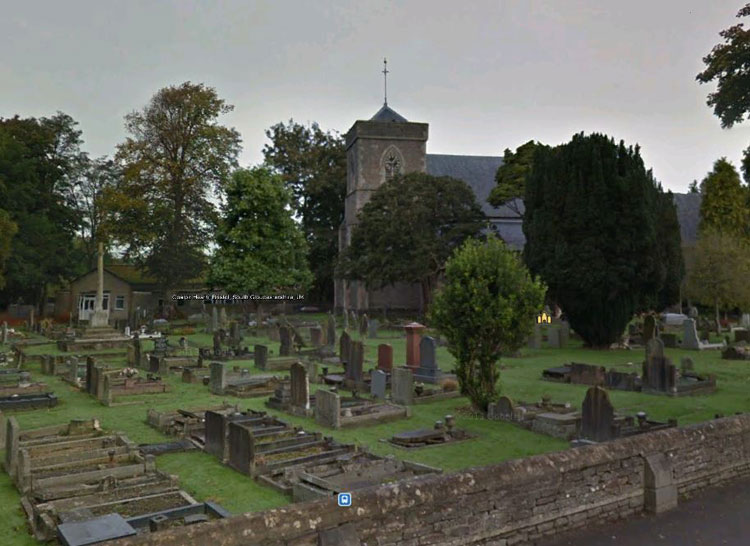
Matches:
[[108, 414, 750, 546]]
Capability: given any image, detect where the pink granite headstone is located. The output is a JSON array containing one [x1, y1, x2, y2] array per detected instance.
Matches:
[[404, 322, 425, 369]]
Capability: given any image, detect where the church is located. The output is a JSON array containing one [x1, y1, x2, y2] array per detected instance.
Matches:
[[334, 99, 701, 313]]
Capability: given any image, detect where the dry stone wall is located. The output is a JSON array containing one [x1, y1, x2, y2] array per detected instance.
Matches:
[[107, 414, 750, 546]]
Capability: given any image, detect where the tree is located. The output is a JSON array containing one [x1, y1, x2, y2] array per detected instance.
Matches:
[[523, 133, 683, 348], [208, 167, 312, 306], [0, 113, 85, 311], [697, 4, 750, 129], [685, 230, 750, 331], [429, 236, 546, 413], [0, 210, 17, 290], [105, 82, 241, 304], [262, 121, 346, 302], [339, 172, 487, 309], [487, 140, 548, 216], [698, 158, 750, 240]]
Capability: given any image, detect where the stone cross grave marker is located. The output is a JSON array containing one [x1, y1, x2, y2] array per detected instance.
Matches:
[[371, 369, 387, 400], [580, 386, 615, 442], [290, 362, 310, 410], [392, 367, 414, 406], [377, 344, 393, 372]]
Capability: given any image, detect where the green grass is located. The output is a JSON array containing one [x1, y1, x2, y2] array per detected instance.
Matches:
[[0, 322, 748, 545]]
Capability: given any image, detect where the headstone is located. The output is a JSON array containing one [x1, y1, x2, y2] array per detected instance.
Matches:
[[368, 318, 379, 339], [528, 324, 541, 350], [153, 336, 168, 358], [67, 356, 79, 384], [416, 336, 439, 381], [359, 313, 369, 338], [315, 389, 341, 429], [645, 337, 665, 361], [371, 369, 387, 400], [643, 315, 658, 343], [268, 325, 280, 342], [404, 322, 425, 368], [209, 362, 226, 395], [682, 319, 701, 350], [742, 314, 750, 328], [254, 344, 268, 370], [392, 368, 414, 405], [680, 357, 694, 374], [279, 325, 292, 356], [492, 396, 515, 419], [290, 362, 310, 410], [310, 326, 323, 347], [580, 386, 615, 442], [326, 314, 336, 348], [339, 331, 352, 364], [349, 310, 357, 331], [377, 344, 393, 372], [547, 328, 561, 349], [342, 311, 349, 330], [229, 321, 241, 349], [347, 341, 364, 383]]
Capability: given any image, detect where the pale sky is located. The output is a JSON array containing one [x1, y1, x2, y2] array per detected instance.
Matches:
[[2, 0, 749, 192]]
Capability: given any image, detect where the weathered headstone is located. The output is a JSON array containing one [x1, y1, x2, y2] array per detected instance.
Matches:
[[315, 389, 341, 429], [219, 307, 228, 330], [209, 362, 226, 395], [229, 321, 241, 349], [415, 336, 440, 382], [211, 306, 218, 333], [682, 318, 701, 350], [359, 313, 368, 338], [490, 395, 515, 420], [680, 357, 694, 374], [309, 326, 323, 347], [646, 337, 665, 361], [290, 362, 310, 410], [339, 331, 352, 364], [347, 341, 364, 383], [368, 318, 379, 339], [392, 367, 414, 406], [371, 369, 387, 400], [742, 313, 750, 328], [342, 311, 349, 330], [580, 386, 615, 442], [326, 314, 336, 347], [279, 325, 292, 356], [349, 310, 357, 331], [254, 344, 268, 370], [377, 344, 393, 372]]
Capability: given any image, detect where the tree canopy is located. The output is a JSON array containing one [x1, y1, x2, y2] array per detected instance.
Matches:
[[209, 167, 312, 301], [523, 132, 684, 348], [339, 172, 487, 309], [487, 140, 548, 216], [104, 82, 241, 297], [698, 158, 750, 240], [262, 120, 346, 302], [430, 236, 546, 412]]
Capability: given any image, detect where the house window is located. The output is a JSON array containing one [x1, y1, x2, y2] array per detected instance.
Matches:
[[115, 296, 125, 310], [102, 294, 109, 310]]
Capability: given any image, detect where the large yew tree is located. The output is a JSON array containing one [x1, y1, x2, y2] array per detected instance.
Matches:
[[106, 82, 241, 300]]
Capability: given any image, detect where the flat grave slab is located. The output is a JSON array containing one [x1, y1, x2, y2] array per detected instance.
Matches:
[[57, 513, 136, 546]]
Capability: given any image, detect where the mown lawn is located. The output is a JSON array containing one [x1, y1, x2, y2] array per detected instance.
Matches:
[[0, 321, 748, 545]]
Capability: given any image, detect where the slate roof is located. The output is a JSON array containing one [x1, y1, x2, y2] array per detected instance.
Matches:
[[370, 104, 408, 123]]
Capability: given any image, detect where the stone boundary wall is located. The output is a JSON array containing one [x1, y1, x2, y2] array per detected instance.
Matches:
[[107, 414, 750, 546]]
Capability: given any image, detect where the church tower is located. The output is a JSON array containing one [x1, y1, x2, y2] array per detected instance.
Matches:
[[334, 101, 429, 312]]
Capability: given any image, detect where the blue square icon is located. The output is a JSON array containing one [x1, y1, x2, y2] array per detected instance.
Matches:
[[337, 492, 352, 507]]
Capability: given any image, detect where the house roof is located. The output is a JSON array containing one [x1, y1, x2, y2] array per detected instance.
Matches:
[[370, 104, 408, 123], [69, 264, 206, 291]]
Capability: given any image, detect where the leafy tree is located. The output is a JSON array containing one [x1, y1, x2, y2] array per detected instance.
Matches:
[[697, 4, 750, 129], [429, 236, 546, 413], [685, 230, 750, 331], [487, 140, 548, 216], [208, 167, 312, 306], [105, 82, 241, 303], [523, 133, 683, 348], [688, 179, 700, 193], [0, 113, 85, 310], [262, 121, 346, 302], [0, 210, 17, 290], [339, 172, 487, 309], [698, 158, 750, 239]]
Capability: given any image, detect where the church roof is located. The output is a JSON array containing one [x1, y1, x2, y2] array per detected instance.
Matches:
[[370, 104, 408, 123]]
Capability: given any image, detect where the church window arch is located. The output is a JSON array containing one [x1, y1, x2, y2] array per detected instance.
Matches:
[[380, 145, 404, 182]]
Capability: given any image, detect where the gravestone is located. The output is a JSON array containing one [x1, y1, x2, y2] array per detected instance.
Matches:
[[279, 325, 292, 356], [309, 326, 323, 347], [377, 344, 393, 372], [492, 395, 515, 419], [528, 324, 541, 350], [219, 307, 228, 330], [359, 313, 369, 338], [580, 386, 615, 442], [742, 314, 750, 328], [415, 336, 440, 382], [326, 314, 336, 348], [229, 321, 242, 349], [315, 389, 341, 429], [680, 357, 694, 374], [349, 310, 357, 331], [153, 336, 168, 358], [547, 328, 561, 349], [254, 344, 268, 370], [209, 362, 226, 395], [404, 322, 425, 368], [370, 369, 387, 400], [211, 307, 218, 333], [339, 331, 352, 365], [368, 318, 379, 339], [290, 362, 310, 410], [347, 341, 364, 383], [643, 315, 658, 343], [392, 368, 414, 405], [67, 356, 79, 384], [268, 325, 280, 342], [646, 337, 665, 361], [682, 319, 701, 350], [643, 338, 676, 393]]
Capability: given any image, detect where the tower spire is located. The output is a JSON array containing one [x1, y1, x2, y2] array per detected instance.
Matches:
[[382, 57, 389, 106]]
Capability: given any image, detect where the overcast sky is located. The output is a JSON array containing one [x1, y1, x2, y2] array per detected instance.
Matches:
[[2, 1, 748, 192]]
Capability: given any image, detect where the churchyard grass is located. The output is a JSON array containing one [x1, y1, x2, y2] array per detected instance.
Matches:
[[0, 320, 748, 545]]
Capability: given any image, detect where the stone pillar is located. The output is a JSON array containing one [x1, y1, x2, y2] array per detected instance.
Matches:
[[404, 322, 425, 369], [90, 242, 109, 327], [644, 453, 677, 514]]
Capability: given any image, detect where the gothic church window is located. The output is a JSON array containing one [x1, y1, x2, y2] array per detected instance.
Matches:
[[381, 146, 403, 181]]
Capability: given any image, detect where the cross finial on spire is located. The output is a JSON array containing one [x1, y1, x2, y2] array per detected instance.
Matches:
[[382, 57, 389, 106]]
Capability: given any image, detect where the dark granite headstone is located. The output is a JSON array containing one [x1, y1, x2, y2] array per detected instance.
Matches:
[[339, 331, 352, 365], [254, 344, 268, 369], [580, 386, 615, 442], [370, 369, 387, 400], [290, 362, 309, 409], [347, 341, 364, 383], [279, 325, 292, 356]]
